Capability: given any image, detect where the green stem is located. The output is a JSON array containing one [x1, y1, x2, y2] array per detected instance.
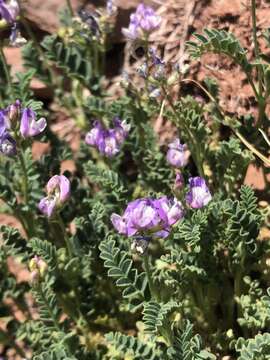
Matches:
[[18, 150, 38, 238], [56, 213, 73, 258], [234, 268, 243, 321], [143, 255, 156, 300], [251, 0, 265, 125], [163, 87, 205, 177], [66, 0, 74, 16], [0, 45, 14, 99], [19, 13, 55, 86], [18, 151, 29, 204], [251, 0, 260, 62]]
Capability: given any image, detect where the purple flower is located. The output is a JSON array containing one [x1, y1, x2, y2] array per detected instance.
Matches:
[[174, 172, 184, 192], [167, 139, 188, 168], [0, 131, 16, 156], [0, 0, 19, 23], [38, 175, 71, 218], [85, 118, 129, 157], [186, 177, 212, 209], [149, 87, 161, 99], [46, 175, 71, 203], [111, 196, 184, 238], [107, 0, 117, 16], [158, 196, 185, 226], [113, 117, 130, 144], [0, 110, 8, 137], [85, 121, 103, 147], [122, 3, 161, 41], [173, 173, 185, 194], [101, 130, 120, 157], [38, 196, 57, 218], [149, 48, 164, 66], [9, 22, 27, 47], [20, 108, 47, 138]]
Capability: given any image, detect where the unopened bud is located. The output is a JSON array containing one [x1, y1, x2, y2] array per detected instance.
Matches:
[[174, 172, 184, 193], [7, 100, 21, 127], [29, 256, 48, 283]]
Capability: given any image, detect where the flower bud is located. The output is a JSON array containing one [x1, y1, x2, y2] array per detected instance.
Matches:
[[167, 139, 188, 168], [7, 99, 21, 127], [174, 172, 185, 193], [29, 256, 48, 283]]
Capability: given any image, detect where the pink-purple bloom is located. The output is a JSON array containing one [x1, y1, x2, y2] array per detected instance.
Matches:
[[0, 110, 8, 137], [0, 108, 16, 156], [38, 175, 71, 218], [85, 121, 103, 147], [85, 118, 130, 157], [167, 138, 188, 168], [0, 0, 19, 23], [186, 177, 212, 209], [122, 3, 161, 41], [111, 196, 184, 239], [20, 108, 47, 138]]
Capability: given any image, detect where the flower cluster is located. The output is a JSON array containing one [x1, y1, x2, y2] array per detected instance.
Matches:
[[111, 196, 184, 240], [110, 177, 211, 254], [85, 117, 130, 157], [0, 101, 47, 156], [122, 3, 161, 41], [38, 175, 71, 218], [167, 138, 188, 168]]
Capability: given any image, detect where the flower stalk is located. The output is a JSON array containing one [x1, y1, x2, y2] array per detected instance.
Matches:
[[0, 44, 14, 99]]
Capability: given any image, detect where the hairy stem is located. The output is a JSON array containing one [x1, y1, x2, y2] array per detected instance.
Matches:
[[18, 151, 29, 205], [66, 0, 74, 16], [163, 86, 205, 177], [56, 212, 73, 258], [251, 0, 265, 125], [0, 45, 14, 99], [143, 255, 157, 300]]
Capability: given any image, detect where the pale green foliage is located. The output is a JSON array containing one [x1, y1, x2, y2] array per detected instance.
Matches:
[[236, 333, 270, 359]]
